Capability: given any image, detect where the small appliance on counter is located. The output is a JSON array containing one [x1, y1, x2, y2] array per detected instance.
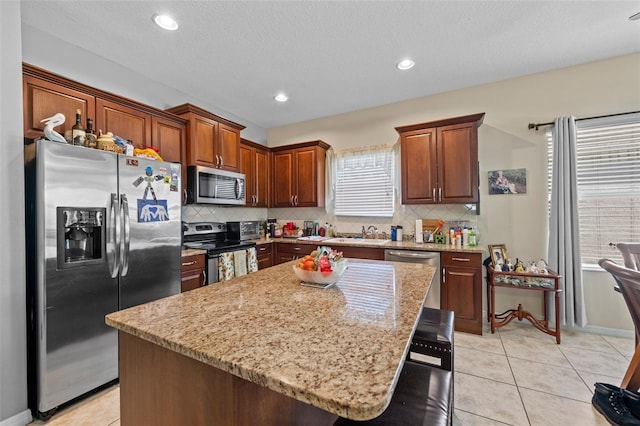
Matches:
[[226, 221, 262, 241], [267, 218, 278, 237], [304, 221, 315, 236]]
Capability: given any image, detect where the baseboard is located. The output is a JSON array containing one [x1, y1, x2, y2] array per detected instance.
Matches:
[[0, 410, 32, 426]]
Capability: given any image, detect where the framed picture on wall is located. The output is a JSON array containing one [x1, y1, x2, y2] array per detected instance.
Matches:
[[488, 244, 508, 267], [488, 168, 526, 194]]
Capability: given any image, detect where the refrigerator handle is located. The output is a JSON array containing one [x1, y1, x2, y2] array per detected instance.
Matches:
[[108, 193, 120, 278], [120, 194, 131, 276]]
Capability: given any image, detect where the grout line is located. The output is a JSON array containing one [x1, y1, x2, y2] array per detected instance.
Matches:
[[454, 407, 515, 425], [500, 332, 533, 426]]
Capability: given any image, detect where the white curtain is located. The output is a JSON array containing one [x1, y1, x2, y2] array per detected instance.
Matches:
[[548, 116, 587, 327]]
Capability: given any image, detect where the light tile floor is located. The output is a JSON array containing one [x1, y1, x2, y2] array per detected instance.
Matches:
[[28, 321, 634, 425]]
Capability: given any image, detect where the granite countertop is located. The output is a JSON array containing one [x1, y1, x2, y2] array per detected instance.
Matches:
[[254, 236, 484, 253], [181, 248, 207, 257], [106, 259, 434, 420]]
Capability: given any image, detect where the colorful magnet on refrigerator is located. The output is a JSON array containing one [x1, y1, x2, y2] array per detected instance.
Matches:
[[145, 166, 153, 176]]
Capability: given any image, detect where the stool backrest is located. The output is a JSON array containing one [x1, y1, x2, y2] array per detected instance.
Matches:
[[599, 259, 640, 342], [617, 243, 640, 271]]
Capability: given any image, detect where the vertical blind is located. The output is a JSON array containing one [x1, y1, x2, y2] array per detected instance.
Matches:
[[548, 112, 640, 266], [334, 146, 395, 217]]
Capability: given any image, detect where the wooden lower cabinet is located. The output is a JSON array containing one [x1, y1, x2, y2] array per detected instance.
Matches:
[[274, 243, 314, 265], [181, 254, 206, 292], [441, 252, 483, 335], [256, 243, 274, 270], [335, 246, 384, 260]]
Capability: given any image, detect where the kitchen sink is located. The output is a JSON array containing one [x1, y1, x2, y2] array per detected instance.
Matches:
[[323, 237, 391, 245]]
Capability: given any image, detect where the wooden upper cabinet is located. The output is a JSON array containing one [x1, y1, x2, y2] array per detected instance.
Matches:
[[218, 123, 241, 171], [95, 98, 151, 148], [23, 74, 95, 140], [271, 140, 329, 208], [272, 149, 296, 207], [396, 113, 484, 205], [152, 116, 186, 165], [22, 63, 187, 167], [240, 139, 270, 207], [166, 103, 245, 172], [400, 128, 438, 204]]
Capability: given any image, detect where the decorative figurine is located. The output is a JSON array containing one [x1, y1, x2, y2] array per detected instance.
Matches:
[[515, 259, 525, 273], [40, 113, 66, 143], [537, 259, 549, 274]]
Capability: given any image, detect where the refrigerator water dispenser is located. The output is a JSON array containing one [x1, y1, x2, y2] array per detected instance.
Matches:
[[57, 207, 105, 267]]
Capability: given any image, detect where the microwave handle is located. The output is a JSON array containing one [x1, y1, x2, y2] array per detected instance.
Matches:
[[235, 178, 241, 200]]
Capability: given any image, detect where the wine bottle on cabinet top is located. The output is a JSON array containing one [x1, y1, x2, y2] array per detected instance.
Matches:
[[71, 109, 86, 146], [85, 118, 97, 148]]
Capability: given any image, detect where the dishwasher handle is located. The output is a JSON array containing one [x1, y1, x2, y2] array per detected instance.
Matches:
[[386, 250, 439, 260]]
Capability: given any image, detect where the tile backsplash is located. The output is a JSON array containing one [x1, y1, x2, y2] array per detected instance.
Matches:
[[182, 204, 478, 240]]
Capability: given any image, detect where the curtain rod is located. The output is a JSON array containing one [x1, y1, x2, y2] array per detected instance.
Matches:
[[527, 111, 640, 131]]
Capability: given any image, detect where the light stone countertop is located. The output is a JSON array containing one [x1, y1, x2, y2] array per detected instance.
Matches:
[[181, 248, 207, 257], [255, 236, 485, 254], [106, 259, 435, 420]]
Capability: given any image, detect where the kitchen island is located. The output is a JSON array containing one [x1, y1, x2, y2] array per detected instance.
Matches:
[[105, 259, 435, 425]]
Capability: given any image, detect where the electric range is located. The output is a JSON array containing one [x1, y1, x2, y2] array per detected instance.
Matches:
[[183, 222, 256, 283]]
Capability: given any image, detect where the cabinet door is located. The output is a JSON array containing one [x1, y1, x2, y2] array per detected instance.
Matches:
[[191, 117, 217, 167], [181, 270, 205, 292], [256, 244, 274, 270], [240, 144, 255, 206], [23, 75, 96, 140], [152, 116, 185, 164], [273, 150, 295, 207], [217, 123, 240, 171], [294, 147, 319, 207], [401, 129, 438, 204], [441, 252, 482, 335], [338, 247, 385, 260], [437, 122, 478, 203], [96, 99, 151, 148], [254, 148, 270, 207]]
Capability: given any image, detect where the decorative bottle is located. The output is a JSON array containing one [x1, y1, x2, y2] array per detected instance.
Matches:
[[71, 109, 86, 146], [84, 118, 97, 148]]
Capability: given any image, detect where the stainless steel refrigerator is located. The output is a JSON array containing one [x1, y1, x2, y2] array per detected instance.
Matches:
[[25, 140, 182, 419]]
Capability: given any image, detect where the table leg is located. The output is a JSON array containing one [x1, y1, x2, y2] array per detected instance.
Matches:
[[554, 289, 561, 344], [490, 280, 496, 334]]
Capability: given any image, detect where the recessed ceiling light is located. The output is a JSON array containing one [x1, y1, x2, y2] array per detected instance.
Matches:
[[274, 93, 288, 102], [153, 14, 178, 31], [630, 11, 640, 21], [397, 59, 415, 70]]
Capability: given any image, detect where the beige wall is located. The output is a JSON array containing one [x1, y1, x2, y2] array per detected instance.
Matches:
[[268, 53, 640, 334]]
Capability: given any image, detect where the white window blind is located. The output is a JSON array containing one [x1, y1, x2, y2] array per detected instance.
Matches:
[[548, 112, 640, 266], [334, 146, 395, 217]]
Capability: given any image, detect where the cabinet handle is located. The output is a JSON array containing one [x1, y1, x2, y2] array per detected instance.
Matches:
[[219, 155, 223, 166], [439, 187, 442, 202], [294, 195, 298, 206], [432, 188, 436, 201], [451, 257, 471, 262], [442, 268, 446, 283], [202, 270, 207, 286], [290, 195, 295, 206], [182, 260, 197, 266], [259, 246, 267, 252], [293, 247, 301, 251]]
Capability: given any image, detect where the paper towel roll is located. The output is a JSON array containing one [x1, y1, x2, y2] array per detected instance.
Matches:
[[415, 219, 423, 243]]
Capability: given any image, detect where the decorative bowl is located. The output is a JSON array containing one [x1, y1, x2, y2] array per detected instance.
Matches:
[[292, 259, 348, 285]]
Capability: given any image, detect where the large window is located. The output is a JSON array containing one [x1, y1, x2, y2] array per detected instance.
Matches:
[[334, 146, 395, 217], [548, 112, 640, 266]]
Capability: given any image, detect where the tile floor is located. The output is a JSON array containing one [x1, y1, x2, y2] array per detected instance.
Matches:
[[28, 321, 634, 426]]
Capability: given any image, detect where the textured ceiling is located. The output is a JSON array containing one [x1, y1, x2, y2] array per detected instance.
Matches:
[[20, 1, 640, 130]]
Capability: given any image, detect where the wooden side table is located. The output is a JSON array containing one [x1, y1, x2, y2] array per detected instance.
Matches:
[[486, 267, 563, 344]]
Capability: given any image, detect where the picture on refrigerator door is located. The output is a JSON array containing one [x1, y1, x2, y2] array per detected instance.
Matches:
[[133, 165, 170, 222]]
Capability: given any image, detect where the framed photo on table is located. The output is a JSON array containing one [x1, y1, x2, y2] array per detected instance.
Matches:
[[489, 244, 508, 267]]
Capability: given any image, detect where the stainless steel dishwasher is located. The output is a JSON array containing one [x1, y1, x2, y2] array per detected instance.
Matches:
[[384, 249, 441, 308]]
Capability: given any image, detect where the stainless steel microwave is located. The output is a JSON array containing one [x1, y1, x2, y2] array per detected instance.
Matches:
[[186, 165, 246, 205]]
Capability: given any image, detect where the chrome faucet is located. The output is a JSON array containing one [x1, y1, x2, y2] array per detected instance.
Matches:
[[366, 225, 378, 238]]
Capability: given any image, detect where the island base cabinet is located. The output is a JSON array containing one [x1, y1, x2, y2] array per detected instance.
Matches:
[[118, 331, 338, 426]]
